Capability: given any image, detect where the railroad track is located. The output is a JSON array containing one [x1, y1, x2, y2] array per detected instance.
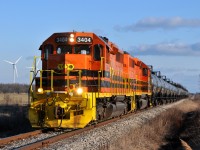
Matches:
[[0, 130, 42, 148], [16, 112, 138, 150], [0, 109, 139, 150], [0, 100, 186, 150]]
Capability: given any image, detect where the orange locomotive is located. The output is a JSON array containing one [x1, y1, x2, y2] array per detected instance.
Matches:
[[28, 31, 186, 128]]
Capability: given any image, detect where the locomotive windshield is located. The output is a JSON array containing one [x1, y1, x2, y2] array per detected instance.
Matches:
[[57, 45, 72, 54], [56, 44, 91, 55], [74, 45, 90, 54]]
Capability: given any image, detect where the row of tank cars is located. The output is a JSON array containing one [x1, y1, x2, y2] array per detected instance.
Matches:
[[150, 66, 188, 106]]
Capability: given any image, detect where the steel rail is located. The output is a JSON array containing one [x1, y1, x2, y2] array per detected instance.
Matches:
[[17, 111, 138, 150], [0, 130, 42, 146]]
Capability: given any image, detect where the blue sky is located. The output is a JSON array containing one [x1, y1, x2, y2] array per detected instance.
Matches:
[[0, 0, 200, 93]]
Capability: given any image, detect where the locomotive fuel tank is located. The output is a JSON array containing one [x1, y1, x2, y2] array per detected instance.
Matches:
[[106, 102, 126, 118], [96, 96, 127, 120]]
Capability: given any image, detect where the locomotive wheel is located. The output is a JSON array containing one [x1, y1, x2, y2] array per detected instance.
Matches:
[[124, 106, 128, 114], [97, 103, 105, 120], [153, 99, 158, 106]]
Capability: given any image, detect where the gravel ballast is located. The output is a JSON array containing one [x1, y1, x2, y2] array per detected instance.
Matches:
[[42, 100, 185, 150]]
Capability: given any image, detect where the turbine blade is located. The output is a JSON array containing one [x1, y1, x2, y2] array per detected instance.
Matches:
[[15, 65, 18, 77], [3, 60, 14, 64], [15, 56, 22, 64]]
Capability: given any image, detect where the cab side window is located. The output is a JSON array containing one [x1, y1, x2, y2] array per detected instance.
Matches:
[[94, 44, 103, 61], [129, 59, 134, 68], [142, 68, 148, 76], [44, 44, 53, 60], [57, 45, 72, 54]]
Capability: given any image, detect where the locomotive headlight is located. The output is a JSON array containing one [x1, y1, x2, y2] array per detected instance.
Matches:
[[69, 37, 74, 42], [77, 87, 83, 95], [70, 34, 74, 38], [38, 87, 44, 93]]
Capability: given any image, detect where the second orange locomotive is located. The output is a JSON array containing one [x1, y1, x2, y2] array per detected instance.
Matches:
[[28, 32, 187, 128]]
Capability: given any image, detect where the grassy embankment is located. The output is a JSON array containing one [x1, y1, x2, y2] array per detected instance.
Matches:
[[107, 96, 200, 150]]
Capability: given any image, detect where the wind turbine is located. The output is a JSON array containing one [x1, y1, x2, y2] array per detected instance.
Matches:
[[3, 56, 22, 83]]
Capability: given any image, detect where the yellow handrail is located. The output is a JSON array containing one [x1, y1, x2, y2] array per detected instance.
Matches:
[[79, 70, 82, 87], [100, 57, 104, 72], [37, 69, 82, 93], [98, 71, 101, 97], [40, 70, 43, 89], [51, 70, 54, 91], [38, 70, 54, 93], [67, 70, 70, 89]]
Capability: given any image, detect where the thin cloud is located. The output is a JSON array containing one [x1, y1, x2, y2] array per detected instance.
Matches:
[[156, 67, 200, 74], [114, 17, 200, 32], [130, 41, 200, 56]]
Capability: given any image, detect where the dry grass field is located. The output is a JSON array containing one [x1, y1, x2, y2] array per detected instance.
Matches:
[[0, 93, 28, 105], [108, 97, 200, 150]]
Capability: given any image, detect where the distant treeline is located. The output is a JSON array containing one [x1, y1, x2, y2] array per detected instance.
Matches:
[[0, 83, 29, 93]]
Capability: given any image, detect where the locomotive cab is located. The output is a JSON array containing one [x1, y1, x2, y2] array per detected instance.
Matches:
[[29, 32, 115, 128], [38, 32, 105, 92]]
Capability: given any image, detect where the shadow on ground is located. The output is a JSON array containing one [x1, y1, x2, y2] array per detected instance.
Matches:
[[0, 105, 33, 138], [159, 110, 200, 150]]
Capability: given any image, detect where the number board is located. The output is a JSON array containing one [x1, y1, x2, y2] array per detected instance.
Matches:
[[76, 36, 92, 43], [55, 37, 68, 43]]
